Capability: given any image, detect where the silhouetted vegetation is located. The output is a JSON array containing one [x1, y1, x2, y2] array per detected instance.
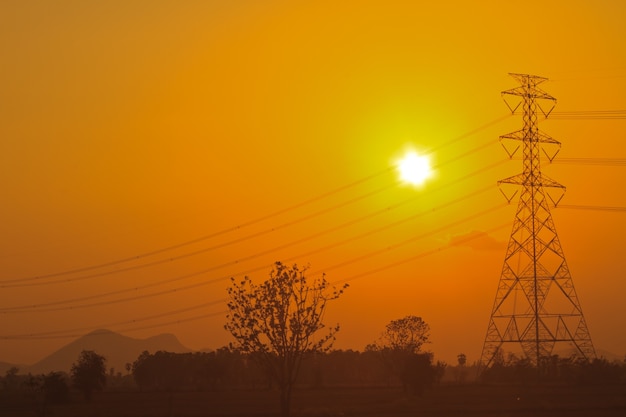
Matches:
[[70, 350, 107, 401], [41, 371, 70, 404], [2, 350, 626, 416], [366, 315, 444, 395], [132, 348, 264, 391], [480, 353, 626, 385], [127, 348, 447, 391], [0, 369, 69, 416], [224, 262, 347, 417], [2, 366, 20, 392]]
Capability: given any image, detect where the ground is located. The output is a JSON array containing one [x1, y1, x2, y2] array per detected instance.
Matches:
[[2, 384, 625, 416]]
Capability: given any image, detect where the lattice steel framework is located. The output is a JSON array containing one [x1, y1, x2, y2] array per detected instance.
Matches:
[[480, 73, 596, 368]]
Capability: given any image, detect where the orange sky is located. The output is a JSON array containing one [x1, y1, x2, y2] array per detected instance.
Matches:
[[1, 0, 625, 366]]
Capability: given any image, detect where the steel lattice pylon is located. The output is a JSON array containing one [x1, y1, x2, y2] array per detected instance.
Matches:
[[480, 73, 596, 368]]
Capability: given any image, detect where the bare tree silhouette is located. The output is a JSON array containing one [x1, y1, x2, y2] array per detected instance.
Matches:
[[225, 262, 347, 417]]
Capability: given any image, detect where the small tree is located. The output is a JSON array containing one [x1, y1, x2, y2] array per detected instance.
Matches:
[[372, 315, 433, 395], [3, 366, 20, 391], [456, 353, 467, 383], [381, 315, 430, 353], [457, 353, 467, 367], [71, 350, 106, 401], [225, 262, 347, 417], [42, 372, 69, 404]]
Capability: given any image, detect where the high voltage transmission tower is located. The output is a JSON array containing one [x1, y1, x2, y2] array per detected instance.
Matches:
[[480, 73, 596, 369]]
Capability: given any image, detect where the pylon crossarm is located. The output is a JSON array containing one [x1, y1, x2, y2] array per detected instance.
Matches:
[[536, 130, 561, 145], [502, 87, 526, 97], [532, 91, 557, 101], [498, 173, 526, 186], [508, 72, 549, 84], [502, 86, 556, 102], [536, 174, 566, 189], [500, 129, 525, 142]]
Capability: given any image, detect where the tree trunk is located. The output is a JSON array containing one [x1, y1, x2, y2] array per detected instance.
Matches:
[[279, 383, 291, 417]]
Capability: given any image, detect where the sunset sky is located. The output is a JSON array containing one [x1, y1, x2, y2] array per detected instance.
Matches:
[[1, 0, 625, 366]]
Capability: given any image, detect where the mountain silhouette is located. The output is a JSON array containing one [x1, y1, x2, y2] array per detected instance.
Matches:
[[23, 329, 191, 374], [0, 361, 26, 375]]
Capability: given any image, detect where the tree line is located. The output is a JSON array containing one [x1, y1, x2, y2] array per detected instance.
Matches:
[[2, 347, 624, 402], [481, 352, 626, 385], [131, 348, 444, 392]]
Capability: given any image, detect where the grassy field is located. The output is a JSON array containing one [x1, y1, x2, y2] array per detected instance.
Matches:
[[2, 383, 625, 417]]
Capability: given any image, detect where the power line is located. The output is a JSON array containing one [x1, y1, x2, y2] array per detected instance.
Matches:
[[514, 109, 626, 120], [335, 222, 510, 285], [1, 220, 511, 340], [0, 187, 496, 312], [310, 203, 507, 277], [557, 204, 626, 212], [549, 110, 626, 120], [1, 191, 504, 313], [0, 182, 392, 288], [550, 157, 626, 166], [0, 299, 225, 339], [0, 169, 392, 285], [9, 152, 620, 311], [2, 115, 510, 285], [2, 133, 506, 288], [0, 310, 228, 341], [510, 156, 626, 167], [10, 201, 619, 338]]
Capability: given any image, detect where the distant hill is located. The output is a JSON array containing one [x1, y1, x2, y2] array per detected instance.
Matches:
[[24, 329, 191, 375], [0, 361, 26, 376]]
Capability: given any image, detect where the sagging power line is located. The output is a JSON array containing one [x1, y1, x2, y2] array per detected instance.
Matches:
[[2, 116, 512, 286]]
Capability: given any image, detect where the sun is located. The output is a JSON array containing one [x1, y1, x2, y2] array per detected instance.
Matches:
[[396, 151, 432, 186]]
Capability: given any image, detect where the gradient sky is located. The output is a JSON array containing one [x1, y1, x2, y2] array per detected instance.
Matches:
[[1, 0, 625, 366]]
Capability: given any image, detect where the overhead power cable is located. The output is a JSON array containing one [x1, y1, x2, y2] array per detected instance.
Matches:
[[557, 204, 626, 212], [549, 110, 626, 120], [0, 169, 392, 284], [2, 132, 507, 288], [1, 114, 511, 285], [514, 109, 626, 120], [0, 299, 225, 339], [549, 158, 626, 166], [0, 220, 511, 340], [310, 203, 507, 276], [335, 222, 510, 285], [1, 194, 506, 313], [0, 182, 392, 288], [0, 309, 228, 341]]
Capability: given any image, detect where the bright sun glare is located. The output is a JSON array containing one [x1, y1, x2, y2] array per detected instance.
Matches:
[[397, 151, 432, 186]]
